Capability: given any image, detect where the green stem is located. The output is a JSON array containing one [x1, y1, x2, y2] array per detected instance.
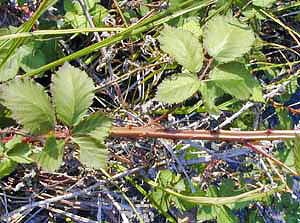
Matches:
[[146, 179, 285, 205]]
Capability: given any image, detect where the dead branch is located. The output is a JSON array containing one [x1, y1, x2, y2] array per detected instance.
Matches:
[[110, 127, 300, 141]]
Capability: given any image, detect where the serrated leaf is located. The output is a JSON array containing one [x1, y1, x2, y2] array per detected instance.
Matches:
[[0, 144, 4, 155], [19, 44, 48, 73], [5, 135, 23, 150], [215, 206, 237, 223], [0, 52, 20, 82], [156, 73, 201, 104], [65, 12, 89, 29], [210, 62, 264, 101], [293, 137, 300, 174], [72, 136, 108, 169], [287, 77, 298, 95], [197, 205, 216, 222], [0, 79, 55, 134], [203, 16, 255, 62], [179, 17, 202, 38], [253, 0, 276, 8], [169, 0, 185, 8], [6, 143, 32, 164], [150, 189, 169, 212], [52, 63, 95, 126], [197, 186, 238, 223], [158, 25, 203, 73], [158, 169, 174, 186], [0, 158, 16, 179], [73, 112, 112, 141], [199, 81, 222, 115], [64, 0, 108, 28], [276, 108, 292, 130], [33, 136, 65, 172], [0, 27, 20, 82], [64, 0, 82, 13]]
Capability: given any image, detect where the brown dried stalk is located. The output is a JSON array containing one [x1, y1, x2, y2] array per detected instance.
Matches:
[[110, 127, 300, 141], [1, 127, 300, 142], [111, 127, 300, 176]]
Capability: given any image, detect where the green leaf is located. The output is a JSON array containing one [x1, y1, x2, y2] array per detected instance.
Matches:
[[179, 17, 202, 38], [156, 73, 201, 104], [158, 169, 175, 186], [52, 63, 95, 126], [73, 112, 112, 141], [0, 27, 20, 82], [197, 205, 216, 221], [0, 158, 16, 179], [72, 136, 108, 169], [64, 0, 108, 28], [287, 77, 298, 95], [215, 205, 237, 223], [169, 0, 186, 8], [33, 136, 65, 172], [64, 0, 81, 13], [150, 189, 169, 212], [64, 12, 89, 29], [6, 143, 32, 164], [197, 186, 238, 223], [293, 137, 300, 174], [0, 79, 55, 134], [276, 108, 292, 130], [158, 25, 203, 73], [210, 62, 264, 101], [203, 15, 255, 62], [19, 43, 48, 73], [149, 170, 189, 213], [198, 205, 237, 223], [0, 52, 21, 82], [253, 0, 276, 8], [199, 81, 222, 114], [0, 144, 4, 155], [4, 135, 23, 150]]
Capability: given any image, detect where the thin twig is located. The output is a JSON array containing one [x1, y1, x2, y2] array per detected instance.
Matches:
[[160, 139, 196, 192], [105, 192, 130, 223], [217, 81, 290, 129], [266, 158, 292, 193], [245, 142, 298, 176], [112, 0, 128, 27], [46, 206, 99, 223], [77, 0, 108, 67], [77, 0, 101, 42], [1, 166, 144, 221]]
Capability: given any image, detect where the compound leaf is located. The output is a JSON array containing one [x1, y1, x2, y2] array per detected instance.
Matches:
[[156, 73, 201, 104], [33, 136, 65, 172], [199, 81, 222, 115], [293, 137, 300, 174], [0, 52, 21, 82], [6, 143, 32, 164], [0, 27, 21, 82], [179, 17, 202, 38], [52, 63, 95, 127], [0, 79, 55, 134], [158, 25, 203, 73], [210, 62, 263, 101], [253, 0, 276, 8], [203, 15, 255, 63], [73, 112, 112, 141], [0, 158, 16, 179], [72, 136, 108, 169]]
